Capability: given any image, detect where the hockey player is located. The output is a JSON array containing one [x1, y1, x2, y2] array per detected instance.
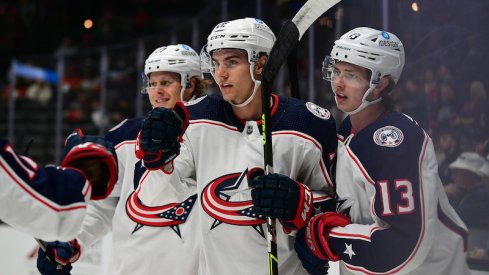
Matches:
[[0, 131, 117, 241], [135, 18, 338, 274], [36, 44, 210, 275], [294, 27, 470, 275]]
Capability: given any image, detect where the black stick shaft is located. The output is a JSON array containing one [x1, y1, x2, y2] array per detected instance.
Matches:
[[261, 20, 300, 275]]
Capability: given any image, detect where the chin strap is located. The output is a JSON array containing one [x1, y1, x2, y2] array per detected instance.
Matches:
[[228, 62, 261, 108], [333, 83, 382, 115]]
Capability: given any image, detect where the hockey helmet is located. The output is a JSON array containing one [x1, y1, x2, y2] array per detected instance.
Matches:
[[143, 44, 202, 100], [325, 27, 405, 85], [323, 27, 405, 114], [205, 18, 276, 63]]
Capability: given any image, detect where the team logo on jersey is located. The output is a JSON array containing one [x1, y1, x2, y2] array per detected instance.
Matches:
[[126, 192, 197, 237], [201, 168, 268, 237], [373, 126, 404, 147], [125, 165, 197, 238], [306, 102, 331, 120]]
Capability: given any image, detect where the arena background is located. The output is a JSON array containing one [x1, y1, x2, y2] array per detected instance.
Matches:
[[1, 0, 488, 273]]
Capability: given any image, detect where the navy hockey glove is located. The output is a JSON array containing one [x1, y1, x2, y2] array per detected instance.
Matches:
[[136, 101, 189, 170], [61, 129, 118, 200], [294, 212, 351, 274], [36, 240, 80, 275], [250, 173, 313, 231]]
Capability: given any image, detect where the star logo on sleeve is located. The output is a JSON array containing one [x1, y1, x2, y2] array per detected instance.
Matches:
[[344, 243, 356, 260]]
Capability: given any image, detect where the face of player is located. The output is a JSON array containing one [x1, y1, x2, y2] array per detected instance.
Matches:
[[147, 71, 182, 108], [211, 49, 255, 105], [330, 61, 371, 113]]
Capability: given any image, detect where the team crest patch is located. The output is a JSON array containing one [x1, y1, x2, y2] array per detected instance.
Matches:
[[306, 102, 330, 120], [373, 126, 404, 147]]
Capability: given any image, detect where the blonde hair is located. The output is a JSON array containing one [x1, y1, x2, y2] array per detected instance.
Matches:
[[193, 77, 213, 98]]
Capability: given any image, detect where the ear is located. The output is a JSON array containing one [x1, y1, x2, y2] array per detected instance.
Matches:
[[254, 55, 268, 80]]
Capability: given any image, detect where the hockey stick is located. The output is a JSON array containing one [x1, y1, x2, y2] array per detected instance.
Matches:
[[287, 45, 300, 99], [260, 0, 342, 274]]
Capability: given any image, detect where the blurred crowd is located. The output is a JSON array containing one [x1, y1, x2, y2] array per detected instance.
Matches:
[[1, 0, 489, 266]]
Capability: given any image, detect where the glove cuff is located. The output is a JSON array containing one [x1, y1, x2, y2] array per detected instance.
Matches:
[[305, 212, 352, 261], [136, 130, 180, 170], [173, 101, 189, 142], [61, 141, 118, 200], [281, 182, 313, 232]]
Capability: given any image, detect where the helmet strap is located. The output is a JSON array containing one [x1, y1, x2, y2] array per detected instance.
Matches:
[[228, 62, 260, 108], [346, 85, 382, 115]]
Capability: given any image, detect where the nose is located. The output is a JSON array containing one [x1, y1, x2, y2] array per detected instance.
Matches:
[[152, 85, 168, 95], [154, 85, 164, 92], [332, 76, 345, 91], [214, 64, 228, 78]]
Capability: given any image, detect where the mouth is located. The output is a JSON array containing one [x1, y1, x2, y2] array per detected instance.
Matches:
[[335, 92, 347, 100], [153, 97, 173, 107], [220, 83, 233, 89], [154, 97, 170, 103]]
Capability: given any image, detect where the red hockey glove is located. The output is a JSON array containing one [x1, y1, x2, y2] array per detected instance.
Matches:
[[61, 129, 118, 200], [250, 172, 313, 231], [296, 212, 351, 262], [135, 101, 189, 170]]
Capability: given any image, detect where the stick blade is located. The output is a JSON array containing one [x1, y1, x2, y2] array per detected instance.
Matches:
[[293, 0, 342, 39]]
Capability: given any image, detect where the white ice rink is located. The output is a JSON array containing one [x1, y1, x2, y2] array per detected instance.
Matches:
[[0, 224, 111, 275], [1, 224, 487, 275]]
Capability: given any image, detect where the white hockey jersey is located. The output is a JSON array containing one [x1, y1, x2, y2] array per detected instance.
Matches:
[[74, 117, 199, 275], [138, 94, 338, 275], [0, 138, 90, 241], [329, 112, 469, 275]]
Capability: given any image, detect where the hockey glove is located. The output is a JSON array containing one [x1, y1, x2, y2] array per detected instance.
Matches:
[[135, 101, 189, 170], [61, 129, 118, 200], [36, 240, 80, 275], [294, 212, 351, 274], [250, 173, 313, 231]]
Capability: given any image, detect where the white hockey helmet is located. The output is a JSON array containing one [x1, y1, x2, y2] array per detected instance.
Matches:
[[324, 27, 405, 114], [143, 44, 203, 101], [203, 18, 276, 108], [206, 18, 276, 63]]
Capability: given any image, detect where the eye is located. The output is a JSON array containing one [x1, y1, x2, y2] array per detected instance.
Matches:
[[149, 82, 158, 87], [228, 59, 239, 65], [344, 72, 358, 80]]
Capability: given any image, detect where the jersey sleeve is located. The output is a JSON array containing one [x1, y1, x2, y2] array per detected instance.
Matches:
[[297, 136, 336, 213], [0, 138, 89, 241], [329, 123, 455, 273], [76, 118, 140, 247], [297, 105, 337, 212], [76, 197, 118, 248], [136, 135, 197, 207]]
